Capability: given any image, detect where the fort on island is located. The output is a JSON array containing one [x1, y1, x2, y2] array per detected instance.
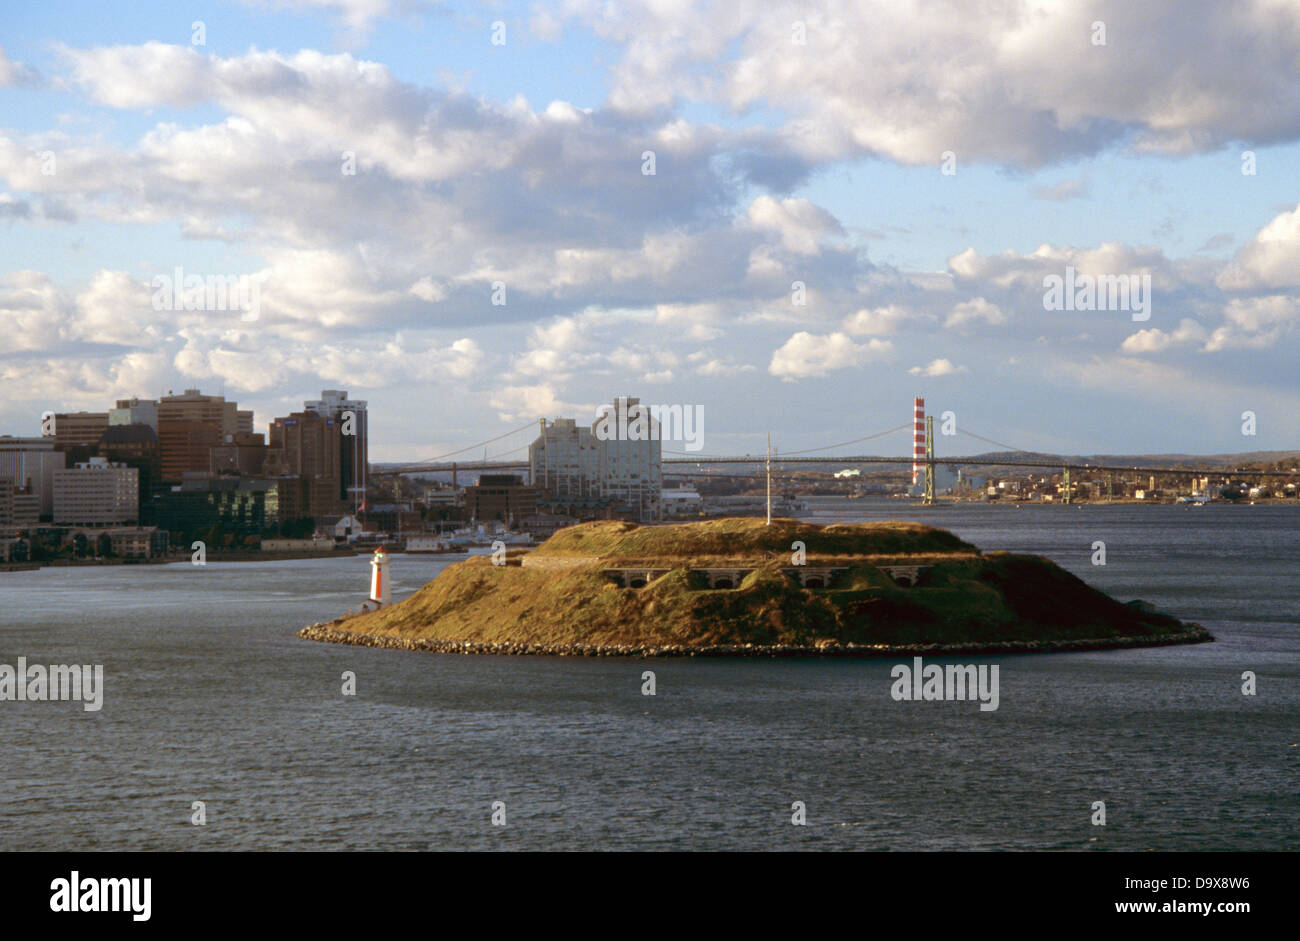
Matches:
[[299, 517, 1212, 657]]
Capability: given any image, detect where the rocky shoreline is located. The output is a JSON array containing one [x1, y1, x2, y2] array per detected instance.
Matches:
[[297, 621, 1214, 658]]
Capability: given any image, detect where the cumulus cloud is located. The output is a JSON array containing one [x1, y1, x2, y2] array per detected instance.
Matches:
[[5, 20, 1300, 453], [908, 358, 966, 377], [742, 195, 843, 255], [768, 331, 892, 379], [490, 383, 583, 422], [945, 297, 1006, 331], [560, 0, 1300, 167], [1205, 296, 1300, 351], [1120, 318, 1209, 354], [693, 357, 755, 377], [843, 305, 914, 335], [1216, 203, 1300, 290]]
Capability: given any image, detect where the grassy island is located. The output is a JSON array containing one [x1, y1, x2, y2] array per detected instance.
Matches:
[[298, 518, 1212, 657]]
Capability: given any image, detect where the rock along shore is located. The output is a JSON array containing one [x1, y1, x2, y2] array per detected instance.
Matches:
[[297, 622, 1214, 659]]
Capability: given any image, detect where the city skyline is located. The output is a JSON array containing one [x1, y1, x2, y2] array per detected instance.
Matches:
[[3, 2, 1300, 461]]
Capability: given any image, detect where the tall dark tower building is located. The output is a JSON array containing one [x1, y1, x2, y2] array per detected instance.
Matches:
[[304, 390, 368, 513]]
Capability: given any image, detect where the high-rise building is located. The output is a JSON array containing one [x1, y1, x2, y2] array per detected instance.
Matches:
[[529, 418, 601, 500], [0, 436, 65, 518], [53, 457, 139, 525], [304, 390, 367, 511], [594, 396, 661, 521], [158, 419, 224, 481], [158, 389, 244, 437], [0, 476, 13, 535], [528, 397, 662, 521], [100, 423, 163, 504], [155, 389, 252, 481], [48, 411, 109, 449], [12, 486, 38, 530], [268, 410, 345, 519], [211, 432, 268, 477], [108, 398, 159, 432]]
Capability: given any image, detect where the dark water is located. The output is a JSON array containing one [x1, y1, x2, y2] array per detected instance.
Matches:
[[1, 503, 1296, 850]]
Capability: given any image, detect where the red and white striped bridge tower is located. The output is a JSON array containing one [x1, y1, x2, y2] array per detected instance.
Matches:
[[911, 397, 926, 486]]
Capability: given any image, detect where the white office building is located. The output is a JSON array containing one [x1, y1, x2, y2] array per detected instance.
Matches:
[[529, 418, 602, 500], [528, 398, 664, 521], [53, 457, 139, 525], [595, 397, 661, 521]]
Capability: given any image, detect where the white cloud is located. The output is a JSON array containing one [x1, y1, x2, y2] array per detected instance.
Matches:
[[768, 331, 892, 379], [1216, 203, 1300, 290], [743, 195, 842, 255], [908, 358, 966, 377], [1120, 318, 1208, 354], [1204, 296, 1300, 351], [564, 0, 1300, 167], [843, 305, 914, 335], [694, 357, 755, 377], [945, 297, 1006, 331], [489, 383, 582, 422]]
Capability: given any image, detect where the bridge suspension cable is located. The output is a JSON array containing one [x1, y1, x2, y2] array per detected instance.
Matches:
[[662, 423, 911, 458], [777, 423, 912, 456], [386, 419, 538, 472], [957, 427, 1029, 454]]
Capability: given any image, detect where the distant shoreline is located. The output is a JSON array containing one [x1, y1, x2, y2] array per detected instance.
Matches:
[[297, 622, 1214, 658], [0, 549, 371, 572]]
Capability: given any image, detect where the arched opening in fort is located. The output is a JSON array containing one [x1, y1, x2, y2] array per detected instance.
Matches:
[[629, 578, 647, 588], [805, 577, 824, 588], [713, 578, 734, 589], [894, 576, 913, 587]]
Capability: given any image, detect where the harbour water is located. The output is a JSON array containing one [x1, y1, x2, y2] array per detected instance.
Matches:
[[1, 501, 1296, 850]]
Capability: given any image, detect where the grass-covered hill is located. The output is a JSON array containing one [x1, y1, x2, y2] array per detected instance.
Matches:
[[529, 517, 976, 563], [302, 518, 1209, 653]]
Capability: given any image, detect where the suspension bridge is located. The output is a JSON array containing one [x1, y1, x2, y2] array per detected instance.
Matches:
[[373, 409, 1295, 506]]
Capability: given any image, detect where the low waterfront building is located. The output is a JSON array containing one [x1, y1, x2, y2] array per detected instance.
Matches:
[[262, 537, 334, 552], [150, 477, 285, 540], [661, 486, 703, 516], [65, 526, 169, 558], [466, 474, 538, 524], [517, 513, 578, 539], [405, 534, 453, 552]]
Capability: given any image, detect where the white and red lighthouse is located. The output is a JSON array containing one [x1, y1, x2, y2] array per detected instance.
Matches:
[[369, 546, 391, 607], [911, 397, 926, 485]]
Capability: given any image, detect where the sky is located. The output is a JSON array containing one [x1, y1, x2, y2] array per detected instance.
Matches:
[[2, 0, 1299, 462]]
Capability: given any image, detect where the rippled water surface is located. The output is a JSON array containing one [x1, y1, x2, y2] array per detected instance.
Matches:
[[2, 502, 1296, 850]]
